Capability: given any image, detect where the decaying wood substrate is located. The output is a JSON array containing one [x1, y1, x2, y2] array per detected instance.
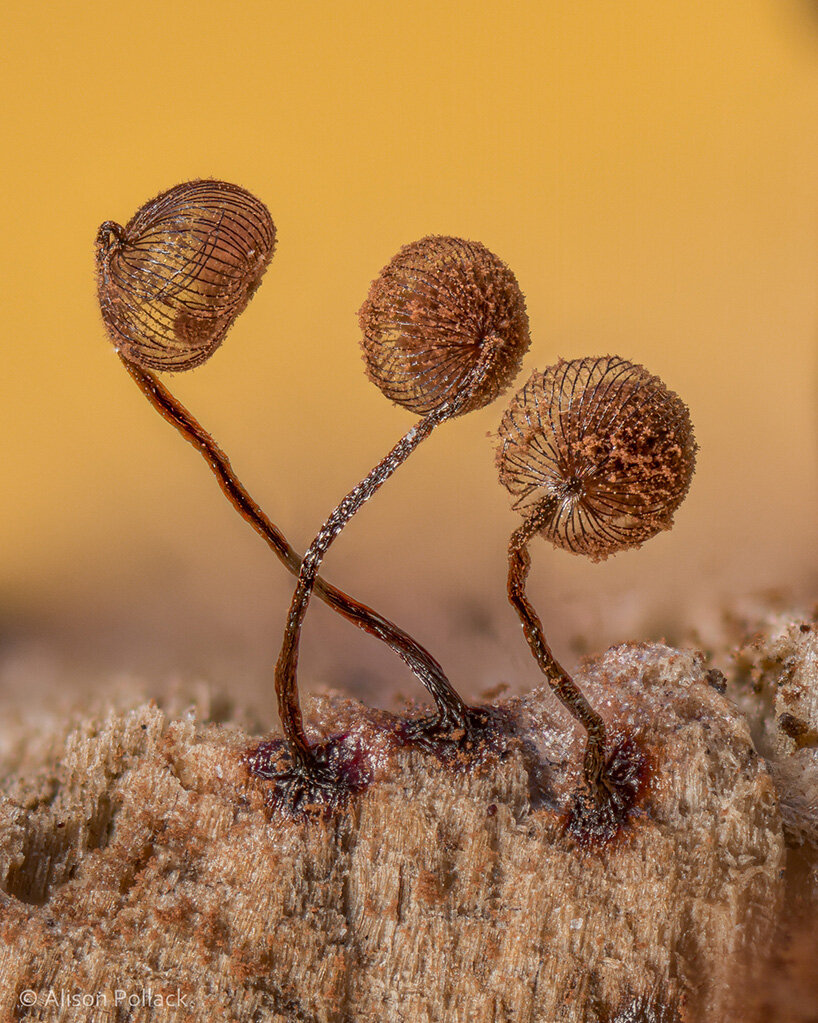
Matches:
[[0, 640, 803, 1023]]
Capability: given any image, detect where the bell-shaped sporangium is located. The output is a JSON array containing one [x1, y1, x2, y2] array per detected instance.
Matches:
[[96, 178, 276, 372]]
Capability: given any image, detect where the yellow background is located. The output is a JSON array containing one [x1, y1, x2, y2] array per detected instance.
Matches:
[[2, 2, 817, 718]]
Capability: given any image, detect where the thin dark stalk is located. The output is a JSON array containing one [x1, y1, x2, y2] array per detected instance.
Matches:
[[507, 497, 607, 791], [120, 354, 469, 728], [275, 408, 448, 771]]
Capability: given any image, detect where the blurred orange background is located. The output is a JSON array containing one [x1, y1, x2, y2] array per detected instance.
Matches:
[[1, 1, 817, 723]]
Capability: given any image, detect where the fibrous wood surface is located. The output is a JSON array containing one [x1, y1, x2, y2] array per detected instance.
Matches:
[[0, 641, 792, 1022], [733, 614, 818, 847]]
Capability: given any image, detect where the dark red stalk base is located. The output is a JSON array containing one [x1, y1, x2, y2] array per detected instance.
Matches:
[[244, 706, 505, 819], [564, 736, 650, 847]]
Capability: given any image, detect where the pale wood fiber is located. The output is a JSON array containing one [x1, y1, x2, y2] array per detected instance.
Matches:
[[0, 643, 787, 1022]]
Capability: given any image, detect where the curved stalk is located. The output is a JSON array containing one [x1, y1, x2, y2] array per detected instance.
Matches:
[[506, 497, 607, 791], [120, 354, 469, 728], [275, 408, 448, 771]]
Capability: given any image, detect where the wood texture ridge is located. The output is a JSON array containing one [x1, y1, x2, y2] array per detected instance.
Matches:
[[0, 643, 792, 1022]]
